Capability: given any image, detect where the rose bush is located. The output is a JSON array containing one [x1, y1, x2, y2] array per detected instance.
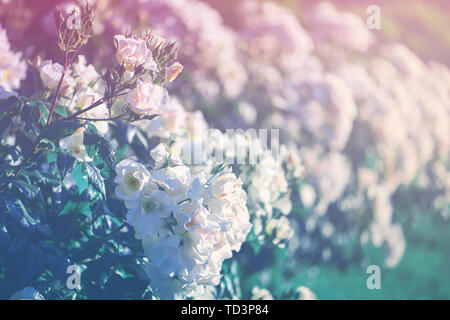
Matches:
[[1, 0, 449, 300]]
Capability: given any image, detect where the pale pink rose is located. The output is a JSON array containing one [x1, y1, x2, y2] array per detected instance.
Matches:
[[114, 35, 157, 72], [128, 79, 168, 115], [39, 60, 75, 91]]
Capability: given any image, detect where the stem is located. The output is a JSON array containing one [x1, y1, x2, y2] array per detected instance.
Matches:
[[56, 90, 128, 123], [177, 198, 190, 205], [58, 98, 105, 122], [74, 111, 129, 122], [46, 52, 68, 126], [46, 44, 83, 126], [67, 44, 82, 67]]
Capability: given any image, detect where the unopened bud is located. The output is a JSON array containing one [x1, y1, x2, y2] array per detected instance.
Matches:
[[165, 62, 183, 82], [33, 55, 41, 69], [151, 36, 166, 51]]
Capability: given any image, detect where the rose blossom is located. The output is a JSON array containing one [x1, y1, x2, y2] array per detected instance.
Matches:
[[59, 128, 92, 162], [114, 159, 151, 201], [127, 79, 168, 115], [114, 35, 157, 72], [115, 144, 252, 298], [39, 60, 75, 91]]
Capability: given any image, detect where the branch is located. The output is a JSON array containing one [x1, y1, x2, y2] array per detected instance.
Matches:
[[74, 111, 130, 122], [46, 52, 69, 126]]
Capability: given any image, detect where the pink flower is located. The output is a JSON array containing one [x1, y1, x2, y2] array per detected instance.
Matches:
[[114, 35, 157, 72], [128, 79, 168, 115]]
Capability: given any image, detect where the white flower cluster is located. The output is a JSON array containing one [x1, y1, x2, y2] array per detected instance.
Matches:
[[39, 55, 109, 133], [244, 150, 295, 248], [0, 25, 27, 92], [40, 34, 175, 134], [303, 2, 374, 52], [135, 96, 208, 143], [235, 0, 314, 75], [113, 34, 171, 116], [39, 0, 450, 269], [114, 144, 251, 298]]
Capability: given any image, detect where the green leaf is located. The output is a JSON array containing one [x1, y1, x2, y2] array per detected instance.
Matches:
[[11, 180, 40, 200], [0, 96, 20, 120], [114, 144, 129, 163], [71, 163, 88, 194], [46, 151, 58, 163], [84, 127, 116, 168], [247, 227, 262, 255], [36, 138, 56, 151], [54, 104, 68, 117], [38, 102, 50, 126], [3, 197, 36, 230], [39, 120, 84, 141], [85, 162, 106, 198], [57, 152, 76, 180], [59, 200, 91, 217]]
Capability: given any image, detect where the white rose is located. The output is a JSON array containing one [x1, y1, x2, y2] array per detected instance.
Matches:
[[59, 128, 92, 162], [205, 169, 252, 251], [128, 79, 168, 115], [138, 97, 187, 139], [145, 235, 183, 297], [0, 26, 26, 91], [72, 87, 109, 134], [152, 165, 191, 200], [266, 216, 294, 247], [150, 143, 169, 169], [299, 183, 316, 209], [126, 184, 176, 239], [115, 145, 252, 298], [114, 159, 150, 201], [39, 60, 75, 91], [114, 35, 157, 72], [72, 55, 101, 86]]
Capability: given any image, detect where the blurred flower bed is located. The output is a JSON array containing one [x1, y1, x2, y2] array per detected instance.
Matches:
[[0, 0, 449, 299]]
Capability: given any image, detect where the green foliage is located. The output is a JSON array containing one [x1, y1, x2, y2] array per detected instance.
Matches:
[[57, 152, 76, 180], [0, 96, 149, 300]]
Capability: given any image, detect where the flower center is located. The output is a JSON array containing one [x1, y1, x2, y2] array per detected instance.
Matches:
[[142, 198, 157, 214], [73, 145, 82, 155], [124, 172, 141, 192]]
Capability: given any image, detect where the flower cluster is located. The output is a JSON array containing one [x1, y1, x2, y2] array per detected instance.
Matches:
[[0, 25, 27, 92], [39, 55, 109, 133], [3, 0, 450, 300], [114, 144, 251, 298]]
